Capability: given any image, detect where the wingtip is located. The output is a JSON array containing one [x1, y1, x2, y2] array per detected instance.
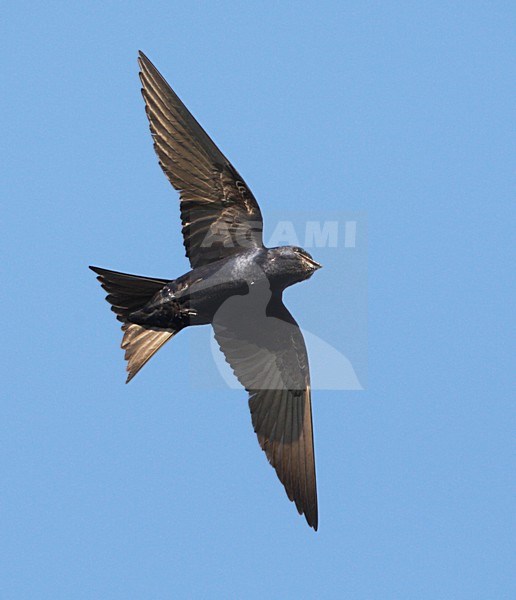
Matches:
[[137, 50, 146, 71], [304, 508, 318, 531], [138, 50, 151, 69], [89, 265, 108, 277]]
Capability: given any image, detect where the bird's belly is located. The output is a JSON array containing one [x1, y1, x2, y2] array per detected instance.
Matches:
[[183, 279, 249, 325]]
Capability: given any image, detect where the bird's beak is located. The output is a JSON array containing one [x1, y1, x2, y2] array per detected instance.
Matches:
[[305, 256, 323, 270]]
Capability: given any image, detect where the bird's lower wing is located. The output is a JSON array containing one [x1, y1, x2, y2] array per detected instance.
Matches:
[[212, 291, 318, 530]]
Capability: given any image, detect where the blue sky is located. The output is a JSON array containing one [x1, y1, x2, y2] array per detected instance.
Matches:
[[2, 2, 514, 598]]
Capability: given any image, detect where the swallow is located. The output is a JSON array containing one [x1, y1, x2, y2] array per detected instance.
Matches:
[[90, 52, 322, 529]]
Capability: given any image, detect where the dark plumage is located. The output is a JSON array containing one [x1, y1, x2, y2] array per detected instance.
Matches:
[[90, 52, 322, 530]]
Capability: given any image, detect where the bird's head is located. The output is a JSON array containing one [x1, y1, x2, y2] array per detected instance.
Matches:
[[265, 246, 322, 288]]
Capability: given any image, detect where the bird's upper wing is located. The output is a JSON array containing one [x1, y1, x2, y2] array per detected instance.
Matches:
[[138, 52, 263, 268], [212, 289, 318, 530]]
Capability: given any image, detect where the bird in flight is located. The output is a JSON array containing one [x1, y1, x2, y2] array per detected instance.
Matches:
[[90, 52, 322, 530]]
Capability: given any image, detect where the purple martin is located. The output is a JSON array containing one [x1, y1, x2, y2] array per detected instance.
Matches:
[[90, 52, 322, 530]]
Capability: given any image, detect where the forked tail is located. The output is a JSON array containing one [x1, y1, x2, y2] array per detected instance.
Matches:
[[89, 266, 178, 382]]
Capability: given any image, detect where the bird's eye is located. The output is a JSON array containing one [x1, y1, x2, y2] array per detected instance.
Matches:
[[293, 247, 309, 259]]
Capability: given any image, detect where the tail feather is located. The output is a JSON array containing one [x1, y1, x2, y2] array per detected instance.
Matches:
[[121, 323, 176, 382], [90, 266, 177, 382], [89, 266, 169, 321]]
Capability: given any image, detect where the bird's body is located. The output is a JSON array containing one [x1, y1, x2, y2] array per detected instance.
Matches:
[[128, 251, 256, 330], [91, 52, 322, 530], [126, 246, 320, 330]]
